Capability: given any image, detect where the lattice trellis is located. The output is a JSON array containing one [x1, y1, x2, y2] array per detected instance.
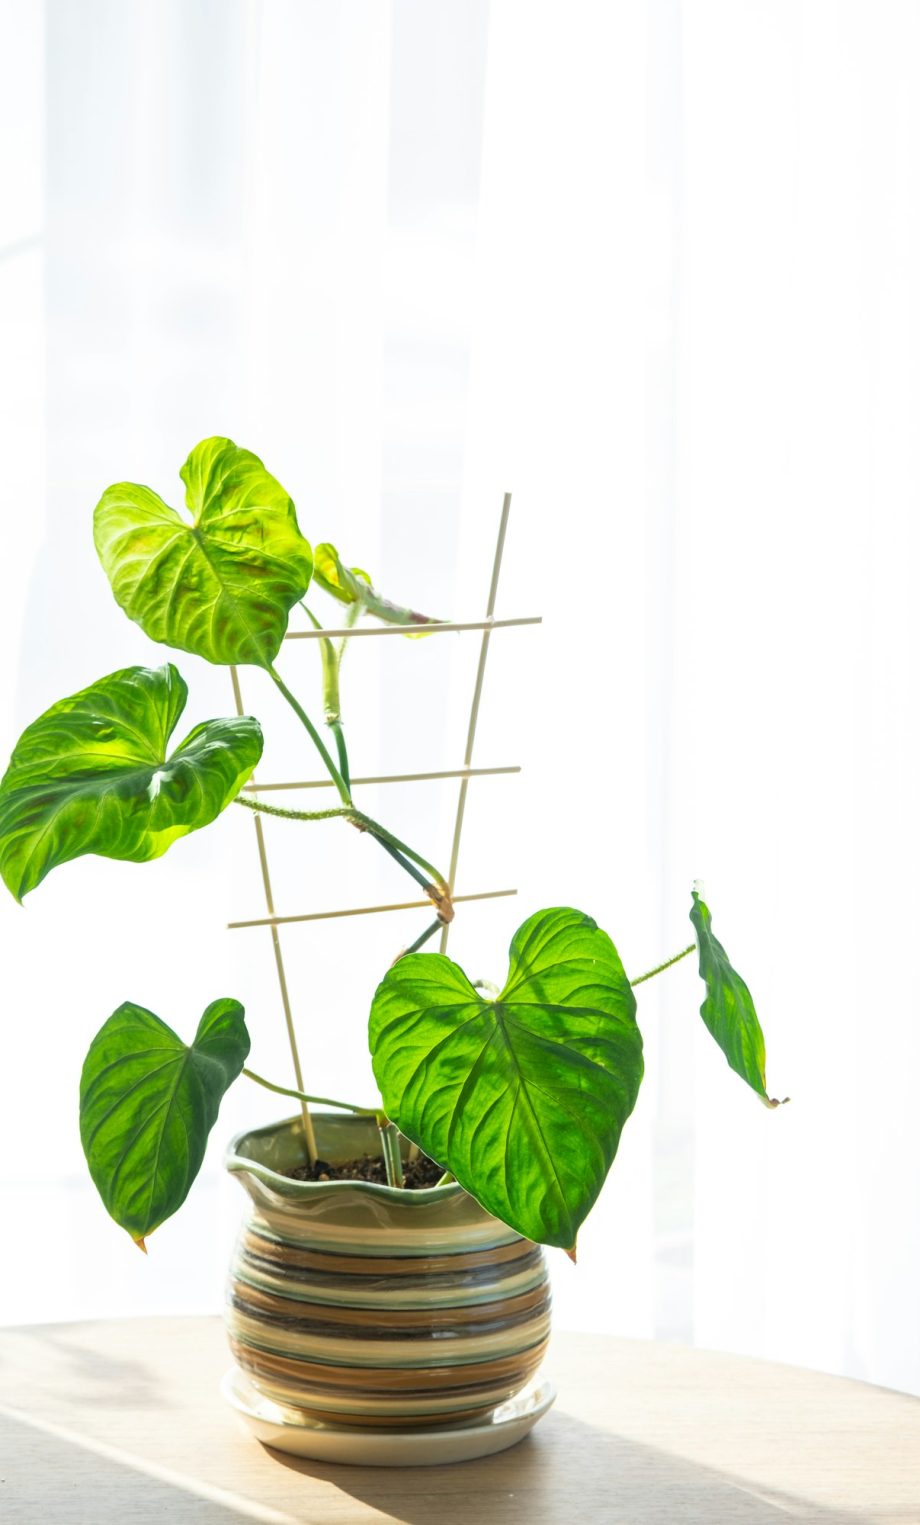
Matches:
[[226, 495, 540, 1156]]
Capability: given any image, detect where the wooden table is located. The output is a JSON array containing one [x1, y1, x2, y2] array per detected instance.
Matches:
[[0, 1317, 918, 1523]]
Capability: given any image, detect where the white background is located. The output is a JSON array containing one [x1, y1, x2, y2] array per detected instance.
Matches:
[[2, 0, 919, 1399]]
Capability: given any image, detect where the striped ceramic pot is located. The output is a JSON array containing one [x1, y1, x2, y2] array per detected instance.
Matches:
[[224, 1113, 550, 1429]]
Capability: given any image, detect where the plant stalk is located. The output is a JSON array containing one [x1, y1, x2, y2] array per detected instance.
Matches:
[[378, 1120, 405, 1188], [336, 595, 364, 670], [236, 798, 352, 824], [630, 943, 695, 987], [393, 918, 443, 961], [349, 810, 449, 892], [235, 797, 451, 915], [363, 831, 434, 894], [267, 663, 351, 804], [302, 600, 352, 794], [263, 658, 451, 962], [243, 1068, 377, 1115], [331, 722, 350, 794]]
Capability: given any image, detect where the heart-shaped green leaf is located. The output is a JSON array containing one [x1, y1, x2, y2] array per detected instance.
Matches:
[[0, 663, 261, 900], [690, 888, 786, 1108], [314, 542, 440, 630], [369, 907, 644, 1249], [80, 999, 250, 1246], [94, 436, 313, 667]]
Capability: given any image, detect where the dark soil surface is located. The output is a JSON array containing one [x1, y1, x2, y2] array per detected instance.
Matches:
[[285, 1152, 445, 1189]]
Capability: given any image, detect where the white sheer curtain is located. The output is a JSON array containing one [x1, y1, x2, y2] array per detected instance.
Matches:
[[2, 0, 919, 1399]]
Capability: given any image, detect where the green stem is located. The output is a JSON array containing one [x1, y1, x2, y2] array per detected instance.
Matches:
[[264, 662, 450, 950], [397, 918, 443, 958], [436, 1170, 455, 1187], [331, 721, 350, 794], [300, 602, 338, 716], [236, 796, 449, 899], [267, 663, 351, 805], [349, 810, 448, 890], [337, 596, 363, 669], [630, 943, 695, 987], [236, 798, 351, 824], [369, 833, 433, 894], [301, 600, 351, 794], [243, 1067, 377, 1116], [378, 1120, 405, 1188]]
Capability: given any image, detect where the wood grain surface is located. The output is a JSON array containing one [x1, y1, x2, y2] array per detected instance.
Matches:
[[0, 1317, 918, 1523]]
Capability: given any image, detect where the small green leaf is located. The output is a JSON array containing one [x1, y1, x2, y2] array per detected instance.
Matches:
[[314, 542, 440, 631], [313, 544, 371, 606], [94, 437, 313, 667], [80, 999, 250, 1246], [0, 663, 261, 900], [369, 907, 644, 1249], [690, 888, 785, 1108]]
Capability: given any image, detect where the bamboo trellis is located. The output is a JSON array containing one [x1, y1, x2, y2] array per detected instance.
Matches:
[[227, 495, 539, 1155]]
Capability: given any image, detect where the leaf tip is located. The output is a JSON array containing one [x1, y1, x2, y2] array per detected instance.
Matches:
[[762, 1094, 790, 1110], [133, 1235, 148, 1254], [564, 1243, 577, 1265]]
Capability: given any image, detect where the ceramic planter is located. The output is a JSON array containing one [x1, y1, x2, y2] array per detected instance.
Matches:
[[223, 1112, 552, 1451]]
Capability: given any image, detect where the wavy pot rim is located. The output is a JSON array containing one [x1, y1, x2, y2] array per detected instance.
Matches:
[[224, 1110, 467, 1206]]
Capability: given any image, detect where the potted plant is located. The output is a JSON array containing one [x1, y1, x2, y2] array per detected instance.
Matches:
[[0, 436, 784, 1464]]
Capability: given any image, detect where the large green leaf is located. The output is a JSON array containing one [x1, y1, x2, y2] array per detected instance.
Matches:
[[94, 436, 313, 667], [369, 907, 644, 1249], [0, 664, 261, 901], [314, 542, 440, 630], [690, 888, 785, 1107], [80, 999, 250, 1247]]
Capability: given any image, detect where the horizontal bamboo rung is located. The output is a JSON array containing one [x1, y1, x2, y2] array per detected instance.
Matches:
[[241, 765, 521, 793], [227, 888, 517, 931]]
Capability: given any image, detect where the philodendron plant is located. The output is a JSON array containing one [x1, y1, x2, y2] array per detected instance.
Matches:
[[0, 437, 784, 1256]]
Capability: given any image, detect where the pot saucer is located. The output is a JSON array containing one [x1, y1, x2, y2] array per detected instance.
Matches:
[[221, 1368, 556, 1467]]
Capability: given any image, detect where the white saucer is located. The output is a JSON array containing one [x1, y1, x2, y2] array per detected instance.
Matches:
[[221, 1367, 556, 1467]]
